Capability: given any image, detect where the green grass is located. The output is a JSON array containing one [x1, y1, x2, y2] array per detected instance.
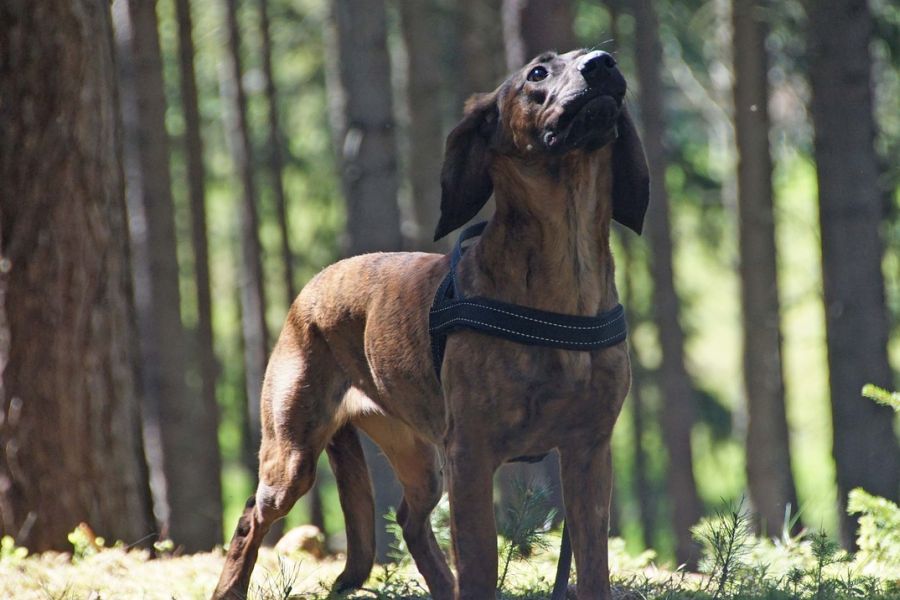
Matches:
[[2, 490, 897, 600], [1, 534, 895, 600]]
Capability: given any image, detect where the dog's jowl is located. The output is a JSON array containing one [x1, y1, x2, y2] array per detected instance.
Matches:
[[211, 48, 649, 600]]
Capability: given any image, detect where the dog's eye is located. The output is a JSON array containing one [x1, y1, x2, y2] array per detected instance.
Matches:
[[526, 66, 549, 82]]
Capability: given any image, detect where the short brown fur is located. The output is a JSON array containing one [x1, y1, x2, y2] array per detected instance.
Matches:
[[212, 49, 649, 600]]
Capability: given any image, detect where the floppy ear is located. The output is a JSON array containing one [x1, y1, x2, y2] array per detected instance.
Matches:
[[611, 106, 650, 235], [433, 92, 499, 241]]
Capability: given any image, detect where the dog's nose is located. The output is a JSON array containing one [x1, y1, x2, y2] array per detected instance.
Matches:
[[579, 50, 617, 85]]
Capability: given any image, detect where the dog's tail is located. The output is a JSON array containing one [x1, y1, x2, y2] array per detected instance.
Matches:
[[326, 423, 376, 592]]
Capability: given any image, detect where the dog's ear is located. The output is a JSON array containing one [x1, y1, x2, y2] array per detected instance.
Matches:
[[434, 92, 499, 241], [611, 106, 650, 235]]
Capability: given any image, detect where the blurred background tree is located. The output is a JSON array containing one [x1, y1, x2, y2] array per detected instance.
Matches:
[[2, 0, 899, 566]]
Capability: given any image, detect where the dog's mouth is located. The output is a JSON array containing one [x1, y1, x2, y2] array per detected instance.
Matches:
[[542, 92, 622, 152]]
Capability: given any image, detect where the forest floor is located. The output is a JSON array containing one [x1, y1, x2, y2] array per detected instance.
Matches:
[[0, 538, 665, 600], [1, 530, 898, 600]]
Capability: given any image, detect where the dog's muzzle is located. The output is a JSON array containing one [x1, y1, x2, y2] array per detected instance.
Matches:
[[543, 50, 626, 152]]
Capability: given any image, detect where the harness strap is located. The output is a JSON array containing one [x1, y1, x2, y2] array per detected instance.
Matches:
[[428, 222, 628, 379]]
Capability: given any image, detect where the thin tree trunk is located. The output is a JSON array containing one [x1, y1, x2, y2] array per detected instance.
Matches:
[[174, 0, 224, 545], [221, 0, 270, 478], [502, 0, 576, 70], [621, 236, 657, 550], [257, 0, 296, 303], [731, 0, 799, 537], [329, 0, 404, 561], [114, 0, 221, 551], [0, 0, 154, 550], [255, 0, 324, 535], [633, 0, 703, 568], [806, 0, 900, 547], [398, 0, 445, 251], [457, 0, 506, 101]]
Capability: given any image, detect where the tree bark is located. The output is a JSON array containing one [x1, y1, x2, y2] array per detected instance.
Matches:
[[221, 0, 270, 477], [633, 0, 703, 568], [174, 0, 224, 545], [731, 0, 800, 537], [398, 0, 445, 251], [257, 0, 297, 303], [328, 0, 404, 561], [113, 0, 221, 551], [457, 0, 507, 101], [806, 0, 900, 547], [0, 0, 154, 550], [621, 236, 657, 550], [502, 0, 576, 70]]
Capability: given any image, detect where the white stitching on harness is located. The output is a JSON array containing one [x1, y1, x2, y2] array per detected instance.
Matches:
[[429, 317, 626, 346], [430, 302, 624, 330]]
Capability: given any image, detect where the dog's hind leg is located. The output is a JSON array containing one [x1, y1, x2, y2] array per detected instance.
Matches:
[[211, 325, 341, 600], [327, 423, 377, 592], [357, 414, 455, 600]]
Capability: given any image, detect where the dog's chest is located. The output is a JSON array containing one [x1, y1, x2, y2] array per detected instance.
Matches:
[[444, 334, 630, 452]]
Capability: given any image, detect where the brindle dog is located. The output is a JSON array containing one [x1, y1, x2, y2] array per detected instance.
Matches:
[[211, 49, 649, 600]]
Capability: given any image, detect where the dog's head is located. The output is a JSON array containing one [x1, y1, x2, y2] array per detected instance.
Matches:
[[434, 49, 650, 241]]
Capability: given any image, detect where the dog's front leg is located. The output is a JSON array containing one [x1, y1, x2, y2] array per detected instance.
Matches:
[[559, 441, 613, 600], [447, 434, 498, 600]]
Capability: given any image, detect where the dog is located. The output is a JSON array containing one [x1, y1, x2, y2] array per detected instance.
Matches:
[[211, 48, 649, 600]]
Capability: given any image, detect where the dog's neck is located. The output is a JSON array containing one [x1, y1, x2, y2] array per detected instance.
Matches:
[[460, 147, 619, 316]]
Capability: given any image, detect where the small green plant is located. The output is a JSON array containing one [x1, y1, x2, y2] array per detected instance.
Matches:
[[861, 384, 900, 411], [0, 535, 27, 564], [809, 529, 850, 599], [847, 488, 900, 576], [253, 555, 301, 600], [496, 480, 557, 593], [692, 499, 754, 599], [66, 523, 105, 561]]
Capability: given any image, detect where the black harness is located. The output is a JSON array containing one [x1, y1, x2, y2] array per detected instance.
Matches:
[[429, 221, 628, 379]]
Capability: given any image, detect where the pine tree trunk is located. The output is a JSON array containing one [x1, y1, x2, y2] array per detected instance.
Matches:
[[174, 0, 224, 545], [0, 0, 154, 550], [221, 0, 270, 478], [113, 0, 221, 551], [329, 0, 404, 561], [457, 0, 506, 101], [254, 0, 323, 535], [731, 0, 799, 537], [257, 0, 296, 303], [806, 0, 900, 546], [502, 0, 575, 69], [633, 0, 703, 567], [621, 236, 657, 550], [398, 0, 445, 251]]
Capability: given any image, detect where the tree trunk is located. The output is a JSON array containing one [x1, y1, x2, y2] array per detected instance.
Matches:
[[502, 0, 576, 70], [457, 0, 506, 101], [329, 0, 404, 561], [731, 0, 800, 537], [633, 0, 703, 568], [0, 0, 154, 550], [398, 0, 445, 251], [257, 0, 296, 303], [221, 0, 270, 478], [255, 0, 325, 534], [114, 0, 221, 551], [621, 236, 657, 550], [173, 0, 224, 545], [806, 0, 900, 547]]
